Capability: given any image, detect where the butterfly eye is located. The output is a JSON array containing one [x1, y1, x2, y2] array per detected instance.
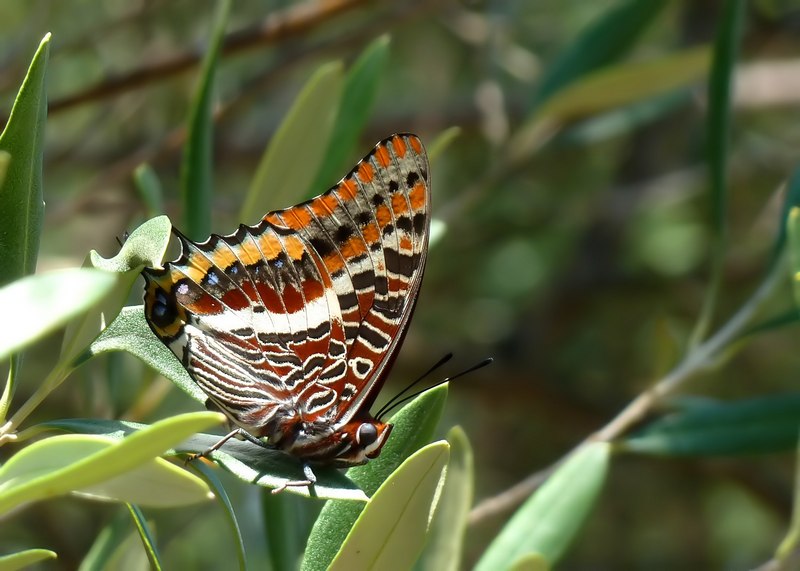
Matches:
[[355, 423, 378, 447]]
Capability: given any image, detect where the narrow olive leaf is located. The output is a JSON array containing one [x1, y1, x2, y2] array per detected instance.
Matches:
[[329, 441, 450, 571], [241, 61, 344, 220], [415, 426, 474, 571], [528, 0, 668, 112], [475, 442, 611, 570], [309, 35, 390, 194], [510, 554, 551, 571], [78, 508, 137, 571], [133, 164, 165, 218], [100, 520, 153, 571], [262, 492, 309, 571], [771, 167, 800, 269], [775, 435, 800, 564], [0, 411, 222, 515], [72, 448, 213, 507], [190, 462, 247, 571], [85, 305, 206, 403], [622, 394, 800, 456], [30, 418, 365, 501], [560, 90, 690, 146], [61, 216, 171, 363], [691, 0, 746, 346], [511, 47, 709, 161], [127, 504, 163, 571], [0, 549, 57, 571], [788, 207, 800, 309], [301, 385, 449, 571], [181, 0, 231, 240], [0, 151, 10, 189], [0, 34, 50, 287], [537, 46, 710, 123], [0, 269, 117, 361], [427, 127, 461, 164], [706, 0, 745, 238]]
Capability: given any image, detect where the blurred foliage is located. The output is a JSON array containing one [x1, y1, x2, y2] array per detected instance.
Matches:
[[3, 0, 800, 568]]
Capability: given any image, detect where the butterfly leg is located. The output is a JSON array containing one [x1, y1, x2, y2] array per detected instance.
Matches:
[[185, 427, 247, 464], [271, 464, 317, 494]]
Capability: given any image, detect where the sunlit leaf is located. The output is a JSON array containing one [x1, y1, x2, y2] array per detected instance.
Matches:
[[0, 34, 50, 286], [415, 426, 473, 571], [329, 442, 449, 570], [301, 385, 448, 571], [0, 269, 116, 362], [127, 504, 163, 571], [0, 549, 57, 571], [474, 442, 610, 569], [310, 35, 390, 194], [0, 412, 222, 515], [241, 62, 344, 220]]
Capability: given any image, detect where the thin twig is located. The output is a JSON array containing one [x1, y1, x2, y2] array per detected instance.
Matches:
[[468, 255, 787, 525], [13, 0, 371, 120]]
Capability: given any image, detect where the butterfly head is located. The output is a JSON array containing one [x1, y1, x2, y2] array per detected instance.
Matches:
[[281, 416, 393, 467]]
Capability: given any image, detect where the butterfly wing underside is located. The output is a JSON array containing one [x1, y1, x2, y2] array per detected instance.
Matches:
[[143, 134, 430, 437]]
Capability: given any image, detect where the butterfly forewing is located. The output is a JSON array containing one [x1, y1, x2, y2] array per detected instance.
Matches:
[[143, 134, 430, 459]]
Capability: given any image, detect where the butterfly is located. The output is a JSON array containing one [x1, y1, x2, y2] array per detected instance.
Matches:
[[142, 134, 430, 490]]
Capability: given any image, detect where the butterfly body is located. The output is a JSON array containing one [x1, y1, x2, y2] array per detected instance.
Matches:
[[143, 134, 429, 470]]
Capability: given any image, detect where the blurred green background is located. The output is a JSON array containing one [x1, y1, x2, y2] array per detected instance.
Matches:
[[4, 0, 800, 568]]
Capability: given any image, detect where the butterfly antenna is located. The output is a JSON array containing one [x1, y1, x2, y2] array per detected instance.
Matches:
[[375, 353, 454, 420], [376, 357, 493, 420]]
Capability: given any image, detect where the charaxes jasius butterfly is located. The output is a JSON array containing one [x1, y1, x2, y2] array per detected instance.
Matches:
[[142, 133, 430, 490]]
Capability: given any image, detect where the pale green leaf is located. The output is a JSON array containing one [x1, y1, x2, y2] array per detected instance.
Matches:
[[241, 62, 344, 220], [329, 441, 449, 571], [0, 269, 116, 361]]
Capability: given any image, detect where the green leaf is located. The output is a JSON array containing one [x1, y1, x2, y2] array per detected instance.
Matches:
[[691, 0, 746, 346], [512, 47, 709, 161], [181, 0, 231, 240], [133, 164, 165, 219], [427, 127, 461, 164], [510, 553, 551, 571], [0, 269, 117, 362], [301, 384, 448, 571], [475, 442, 611, 569], [775, 436, 800, 564], [262, 492, 309, 571], [310, 35, 390, 193], [0, 549, 57, 571], [190, 462, 247, 571], [71, 449, 213, 507], [774, 166, 800, 270], [706, 0, 744, 240], [0, 411, 222, 515], [528, 0, 668, 112], [789, 207, 800, 309], [537, 46, 710, 124], [622, 394, 800, 456], [85, 305, 207, 403], [61, 216, 171, 364], [0, 34, 50, 287], [127, 504, 163, 571], [415, 426, 473, 571], [329, 441, 449, 571], [79, 508, 136, 571], [29, 417, 365, 501], [241, 61, 344, 220]]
